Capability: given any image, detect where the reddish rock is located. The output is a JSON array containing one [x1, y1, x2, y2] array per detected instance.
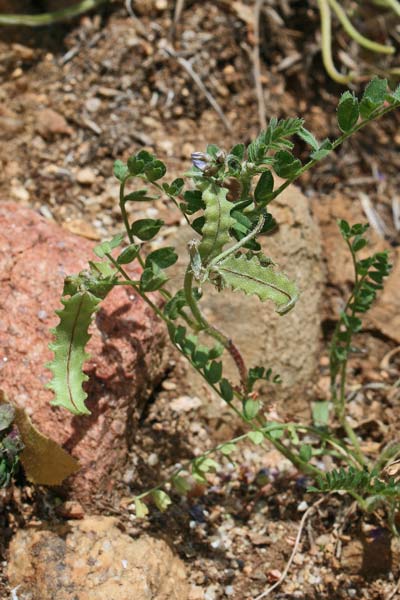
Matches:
[[0, 202, 167, 503]]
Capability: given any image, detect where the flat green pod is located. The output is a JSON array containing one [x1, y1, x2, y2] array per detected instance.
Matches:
[[212, 254, 298, 315], [198, 183, 235, 265]]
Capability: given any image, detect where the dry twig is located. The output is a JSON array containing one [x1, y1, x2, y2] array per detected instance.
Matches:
[[253, 0, 267, 130], [359, 192, 388, 238], [125, 0, 147, 36], [253, 497, 325, 599], [387, 576, 400, 600], [164, 46, 232, 132], [170, 0, 186, 39]]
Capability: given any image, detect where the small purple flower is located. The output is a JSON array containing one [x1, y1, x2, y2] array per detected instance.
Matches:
[[191, 152, 211, 171]]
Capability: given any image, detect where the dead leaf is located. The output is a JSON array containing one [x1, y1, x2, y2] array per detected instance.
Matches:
[[0, 390, 79, 485]]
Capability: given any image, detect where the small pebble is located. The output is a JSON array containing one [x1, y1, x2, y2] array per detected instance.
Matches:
[[39, 205, 53, 220], [297, 500, 308, 512], [76, 168, 96, 185], [162, 380, 177, 391], [148, 453, 159, 466], [11, 185, 30, 203], [85, 97, 101, 112]]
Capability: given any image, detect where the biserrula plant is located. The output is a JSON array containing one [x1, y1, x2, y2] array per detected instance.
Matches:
[[47, 78, 400, 527]]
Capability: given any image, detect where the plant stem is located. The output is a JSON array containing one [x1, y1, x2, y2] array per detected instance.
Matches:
[[329, 238, 368, 467], [109, 250, 325, 478], [267, 102, 400, 205], [0, 0, 108, 26], [106, 254, 166, 321], [150, 180, 192, 227], [119, 177, 134, 245], [183, 266, 249, 388], [328, 0, 394, 54], [119, 176, 147, 271], [208, 214, 265, 269], [134, 422, 327, 502], [376, 0, 400, 16], [316, 0, 353, 84]]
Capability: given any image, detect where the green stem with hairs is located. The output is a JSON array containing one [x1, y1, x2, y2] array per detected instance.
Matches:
[[266, 102, 400, 206]]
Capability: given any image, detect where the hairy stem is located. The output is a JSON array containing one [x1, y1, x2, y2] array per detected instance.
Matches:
[[268, 102, 400, 205], [208, 214, 265, 269], [329, 239, 368, 467], [183, 267, 249, 388]]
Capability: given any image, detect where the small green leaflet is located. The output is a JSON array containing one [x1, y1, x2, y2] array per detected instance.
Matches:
[[172, 475, 191, 494], [204, 360, 223, 384], [254, 171, 274, 204], [219, 378, 233, 402], [94, 232, 124, 258], [312, 401, 330, 427], [135, 497, 149, 518], [47, 292, 102, 415], [117, 244, 140, 265], [273, 150, 302, 178], [243, 398, 260, 420], [144, 159, 166, 182], [198, 183, 234, 265], [131, 219, 164, 241], [220, 443, 236, 455], [299, 444, 312, 462], [113, 160, 128, 181], [248, 431, 264, 445], [145, 247, 178, 269], [151, 489, 172, 512], [297, 127, 319, 151], [212, 254, 298, 314], [359, 78, 387, 119], [337, 91, 359, 133]]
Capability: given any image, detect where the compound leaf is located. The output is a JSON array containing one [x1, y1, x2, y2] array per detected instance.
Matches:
[[212, 254, 298, 314], [47, 292, 102, 415]]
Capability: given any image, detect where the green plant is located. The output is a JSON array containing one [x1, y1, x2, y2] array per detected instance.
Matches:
[[316, 0, 399, 83], [47, 78, 400, 524], [0, 0, 108, 27]]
